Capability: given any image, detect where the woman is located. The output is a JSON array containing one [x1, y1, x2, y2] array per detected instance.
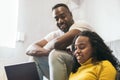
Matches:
[[69, 31, 120, 80]]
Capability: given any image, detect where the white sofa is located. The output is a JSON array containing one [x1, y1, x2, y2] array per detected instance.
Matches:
[[106, 39, 120, 61]]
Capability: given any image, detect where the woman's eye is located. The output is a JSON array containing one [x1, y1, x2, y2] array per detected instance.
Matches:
[[78, 45, 85, 49], [74, 44, 86, 50]]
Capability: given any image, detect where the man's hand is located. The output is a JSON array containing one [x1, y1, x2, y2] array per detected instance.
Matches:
[[26, 44, 50, 57]]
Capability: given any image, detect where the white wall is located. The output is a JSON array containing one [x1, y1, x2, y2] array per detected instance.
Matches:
[[69, 0, 120, 42]]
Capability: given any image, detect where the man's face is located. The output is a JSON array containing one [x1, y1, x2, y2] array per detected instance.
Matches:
[[52, 6, 74, 33]]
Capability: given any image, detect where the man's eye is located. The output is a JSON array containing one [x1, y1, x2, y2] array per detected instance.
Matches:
[[61, 16, 65, 19], [55, 18, 58, 21]]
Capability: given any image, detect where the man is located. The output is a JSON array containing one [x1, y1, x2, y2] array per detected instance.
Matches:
[[26, 3, 94, 80]]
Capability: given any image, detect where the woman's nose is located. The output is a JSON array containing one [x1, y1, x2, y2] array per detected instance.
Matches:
[[74, 49, 81, 55]]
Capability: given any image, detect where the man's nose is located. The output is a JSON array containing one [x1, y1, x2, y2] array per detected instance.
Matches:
[[58, 18, 64, 24]]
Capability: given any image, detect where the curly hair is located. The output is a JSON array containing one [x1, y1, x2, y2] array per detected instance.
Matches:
[[71, 31, 120, 73]]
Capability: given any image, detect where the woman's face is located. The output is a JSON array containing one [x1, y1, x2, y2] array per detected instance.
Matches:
[[74, 36, 93, 64]]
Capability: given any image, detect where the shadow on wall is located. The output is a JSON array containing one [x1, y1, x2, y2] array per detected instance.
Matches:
[[71, 0, 84, 6]]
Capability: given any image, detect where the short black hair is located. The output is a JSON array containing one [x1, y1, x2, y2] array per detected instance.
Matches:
[[52, 3, 70, 11]]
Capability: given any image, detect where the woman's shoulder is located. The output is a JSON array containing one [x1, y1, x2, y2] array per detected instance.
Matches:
[[100, 60, 116, 72], [101, 60, 113, 66]]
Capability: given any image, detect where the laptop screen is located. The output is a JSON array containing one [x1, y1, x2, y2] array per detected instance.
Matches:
[[4, 62, 39, 80]]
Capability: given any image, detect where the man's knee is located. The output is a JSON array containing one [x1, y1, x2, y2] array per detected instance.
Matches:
[[49, 49, 68, 65], [49, 49, 60, 63]]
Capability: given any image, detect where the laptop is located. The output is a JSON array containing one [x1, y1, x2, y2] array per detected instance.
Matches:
[[4, 62, 40, 80]]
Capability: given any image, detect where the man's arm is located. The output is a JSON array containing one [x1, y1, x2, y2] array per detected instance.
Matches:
[[54, 29, 80, 50], [26, 30, 62, 56], [26, 39, 50, 56]]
